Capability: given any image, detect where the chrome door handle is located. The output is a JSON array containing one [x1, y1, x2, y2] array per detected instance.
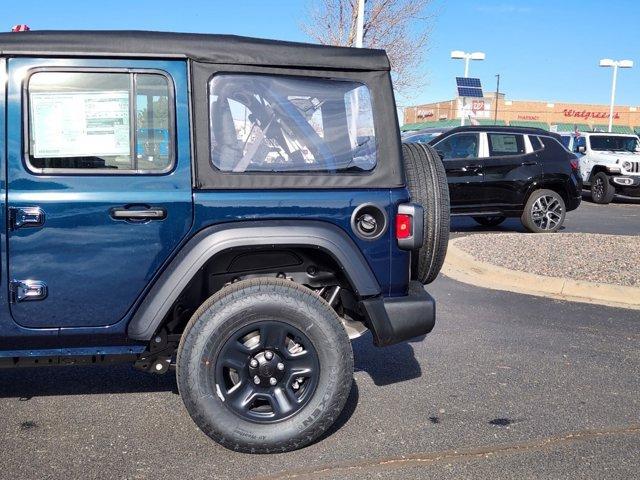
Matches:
[[110, 207, 166, 221], [9, 207, 46, 230], [10, 280, 48, 303]]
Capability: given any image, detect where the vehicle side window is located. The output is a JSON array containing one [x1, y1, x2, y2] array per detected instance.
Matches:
[[27, 71, 173, 173], [539, 135, 568, 153], [573, 136, 586, 153], [487, 133, 525, 156], [209, 74, 376, 173], [433, 133, 479, 160], [529, 136, 544, 151]]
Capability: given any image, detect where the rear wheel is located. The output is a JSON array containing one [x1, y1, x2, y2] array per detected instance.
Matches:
[[590, 172, 615, 204], [177, 278, 353, 453], [472, 215, 506, 227], [521, 189, 566, 233], [402, 143, 450, 284]]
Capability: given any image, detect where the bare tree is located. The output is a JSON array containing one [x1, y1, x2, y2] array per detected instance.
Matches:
[[301, 0, 433, 94]]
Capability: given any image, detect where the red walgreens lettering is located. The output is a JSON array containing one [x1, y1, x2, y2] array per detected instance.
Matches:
[[563, 109, 620, 120]]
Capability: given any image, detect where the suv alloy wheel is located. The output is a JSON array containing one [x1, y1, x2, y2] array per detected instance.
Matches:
[[521, 189, 566, 233], [590, 172, 615, 204]]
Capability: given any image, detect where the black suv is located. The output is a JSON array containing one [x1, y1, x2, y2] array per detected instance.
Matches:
[[0, 30, 450, 453], [427, 126, 582, 232]]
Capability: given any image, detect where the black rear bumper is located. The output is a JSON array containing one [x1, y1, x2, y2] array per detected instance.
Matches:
[[360, 281, 435, 347]]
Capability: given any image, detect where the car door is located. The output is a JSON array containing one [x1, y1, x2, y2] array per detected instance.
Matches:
[[431, 132, 484, 208], [482, 132, 542, 207], [6, 58, 193, 328]]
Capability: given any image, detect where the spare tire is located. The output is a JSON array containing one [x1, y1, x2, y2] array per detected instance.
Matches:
[[401, 143, 450, 284]]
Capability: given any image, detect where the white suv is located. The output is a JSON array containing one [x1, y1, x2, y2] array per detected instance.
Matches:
[[563, 132, 640, 204]]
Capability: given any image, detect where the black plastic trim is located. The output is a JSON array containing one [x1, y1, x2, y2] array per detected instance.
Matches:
[[127, 220, 381, 340], [360, 281, 435, 347]]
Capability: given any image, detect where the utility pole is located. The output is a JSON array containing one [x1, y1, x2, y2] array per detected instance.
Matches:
[[494, 74, 500, 125]]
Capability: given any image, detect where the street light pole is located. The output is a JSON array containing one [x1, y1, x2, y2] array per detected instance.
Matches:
[[451, 51, 486, 126], [353, 0, 365, 133], [355, 0, 365, 48], [607, 64, 618, 133], [451, 50, 486, 78], [494, 74, 500, 125], [599, 58, 633, 133]]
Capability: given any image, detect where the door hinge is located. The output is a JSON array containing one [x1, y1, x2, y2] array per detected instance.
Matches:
[[9, 207, 46, 230], [9, 280, 48, 303]]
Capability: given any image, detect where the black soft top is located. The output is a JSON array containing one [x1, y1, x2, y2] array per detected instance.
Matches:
[[0, 30, 390, 71]]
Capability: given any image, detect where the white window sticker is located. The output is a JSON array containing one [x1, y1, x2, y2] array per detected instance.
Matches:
[[491, 134, 518, 153], [31, 91, 130, 158]]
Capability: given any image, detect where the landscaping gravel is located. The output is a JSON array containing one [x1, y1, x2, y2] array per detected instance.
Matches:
[[455, 233, 640, 287]]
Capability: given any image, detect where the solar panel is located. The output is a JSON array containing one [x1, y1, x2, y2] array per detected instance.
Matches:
[[456, 77, 482, 88], [457, 86, 484, 98]]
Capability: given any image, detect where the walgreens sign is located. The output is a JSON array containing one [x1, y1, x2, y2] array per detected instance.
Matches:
[[563, 109, 620, 120]]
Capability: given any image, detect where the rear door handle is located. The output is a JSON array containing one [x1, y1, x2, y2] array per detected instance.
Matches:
[[522, 161, 537, 166], [110, 207, 166, 221], [463, 164, 482, 172]]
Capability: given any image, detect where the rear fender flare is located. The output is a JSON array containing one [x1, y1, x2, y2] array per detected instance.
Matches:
[[127, 220, 381, 340]]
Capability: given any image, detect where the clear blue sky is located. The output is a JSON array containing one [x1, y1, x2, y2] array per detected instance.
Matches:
[[6, 0, 640, 107]]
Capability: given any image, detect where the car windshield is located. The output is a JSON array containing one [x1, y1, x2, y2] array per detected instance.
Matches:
[[589, 135, 639, 152]]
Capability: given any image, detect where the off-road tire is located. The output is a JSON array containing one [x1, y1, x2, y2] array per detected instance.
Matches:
[[521, 189, 566, 233], [176, 277, 353, 453], [472, 216, 506, 227], [590, 172, 615, 204], [401, 143, 450, 284]]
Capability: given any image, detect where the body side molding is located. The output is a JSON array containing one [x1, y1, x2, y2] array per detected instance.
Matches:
[[127, 220, 381, 340]]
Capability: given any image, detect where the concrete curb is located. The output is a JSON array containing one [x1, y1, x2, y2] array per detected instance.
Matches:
[[442, 237, 640, 310]]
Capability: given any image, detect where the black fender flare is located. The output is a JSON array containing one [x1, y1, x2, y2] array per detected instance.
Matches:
[[127, 220, 381, 340]]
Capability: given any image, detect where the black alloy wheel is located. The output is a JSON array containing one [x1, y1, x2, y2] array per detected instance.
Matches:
[[215, 320, 320, 423]]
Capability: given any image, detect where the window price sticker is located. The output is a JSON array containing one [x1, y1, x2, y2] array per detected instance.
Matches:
[[31, 91, 130, 158]]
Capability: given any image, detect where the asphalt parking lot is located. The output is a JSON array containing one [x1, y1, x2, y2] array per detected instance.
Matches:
[[0, 198, 638, 480]]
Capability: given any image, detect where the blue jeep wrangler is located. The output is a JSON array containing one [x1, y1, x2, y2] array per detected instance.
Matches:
[[0, 30, 449, 452]]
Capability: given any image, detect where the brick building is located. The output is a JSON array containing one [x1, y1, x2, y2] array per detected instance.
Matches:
[[403, 93, 640, 134]]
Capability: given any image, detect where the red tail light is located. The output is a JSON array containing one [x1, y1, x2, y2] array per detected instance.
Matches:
[[396, 213, 412, 239], [569, 158, 579, 171]]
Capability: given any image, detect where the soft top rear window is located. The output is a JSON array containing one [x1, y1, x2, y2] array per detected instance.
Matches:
[[209, 74, 376, 174]]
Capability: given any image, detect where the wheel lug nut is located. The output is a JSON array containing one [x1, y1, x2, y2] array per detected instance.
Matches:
[[269, 377, 277, 386], [253, 375, 261, 385], [265, 351, 273, 360], [250, 359, 258, 368], [277, 362, 285, 371]]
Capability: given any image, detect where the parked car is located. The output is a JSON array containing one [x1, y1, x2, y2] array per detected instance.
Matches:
[[569, 132, 640, 203], [425, 125, 582, 232], [0, 30, 450, 453]]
